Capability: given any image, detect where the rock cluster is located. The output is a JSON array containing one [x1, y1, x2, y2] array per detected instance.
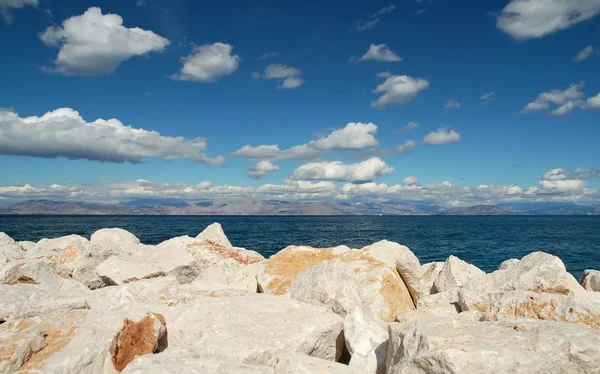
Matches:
[[1, 223, 599, 373]]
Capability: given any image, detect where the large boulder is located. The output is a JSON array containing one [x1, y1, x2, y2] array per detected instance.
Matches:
[[192, 258, 259, 293], [0, 284, 90, 320], [459, 252, 587, 312], [90, 228, 142, 255], [156, 223, 264, 269], [258, 241, 415, 321], [395, 304, 458, 325], [580, 269, 600, 292], [163, 294, 345, 367], [0, 309, 167, 373], [420, 262, 443, 294], [289, 259, 365, 316], [95, 246, 200, 285], [432, 255, 485, 294], [275, 354, 362, 374], [481, 291, 600, 329], [499, 258, 520, 270], [343, 306, 388, 374], [0, 259, 87, 291], [386, 316, 600, 373], [0, 232, 26, 265]]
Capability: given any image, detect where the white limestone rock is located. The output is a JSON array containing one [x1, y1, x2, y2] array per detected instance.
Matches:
[[459, 251, 587, 312], [196, 222, 232, 248], [289, 259, 365, 316], [275, 353, 362, 374], [343, 306, 388, 374], [163, 294, 345, 367], [417, 286, 460, 309], [580, 269, 600, 292], [395, 303, 458, 325], [192, 258, 258, 293], [420, 262, 443, 294], [0, 232, 26, 265], [432, 255, 485, 294], [90, 228, 142, 255], [0, 322, 45, 373], [123, 351, 275, 374], [95, 245, 200, 285], [0, 309, 167, 373], [0, 259, 87, 291], [386, 316, 600, 374], [499, 258, 520, 270], [481, 291, 600, 329], [0, 284, 90, 320], [258, 243, 415, 321]]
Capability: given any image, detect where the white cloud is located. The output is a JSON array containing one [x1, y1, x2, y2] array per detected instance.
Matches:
[[395, 139, 417, 154], [359, 43, 402, 62], [39, 7, 169, 76], [497, 0, 600, 40], [234, 122, 379, 161], [310, 122, 378, 150], [258, 51, 278, 60], [247, 160, 280, 180], [251, 71, 262, 79], [423, 128, 462, 146], [521, 82, 586, 115], [171, 42, 240, 82], [542, 168, 568, 181], [290, 157, 394, 183], [480, 92, 496, 104], [403, 176, 419, 186], [371, 75, 430, 109], [0, 107, 224, 165], [376, 71, 392, 78], [573, 45, 595, 62], [444, 99, 461, 109], [396, 121, 420, 133], [357, 18, 380, 31], [258, 64, 304, 89], [2, 167, 598, 206], [373, 4, 396, 17], [586, 93, 600, 109], [0, 0, 37, 24], [136, 0, 146, 7]]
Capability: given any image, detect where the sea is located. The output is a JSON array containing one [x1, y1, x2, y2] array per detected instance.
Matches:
[[1, 215, 599, 277]]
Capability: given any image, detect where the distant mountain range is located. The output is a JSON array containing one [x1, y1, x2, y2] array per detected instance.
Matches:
[[1, 199, 599, 216]]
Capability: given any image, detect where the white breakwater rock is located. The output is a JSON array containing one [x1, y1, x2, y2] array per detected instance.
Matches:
[[2, 226, 600, 374], [581, 269, 600, 292]]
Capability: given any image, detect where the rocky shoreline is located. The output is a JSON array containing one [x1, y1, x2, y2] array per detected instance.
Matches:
[[1, 223, 600, 373]]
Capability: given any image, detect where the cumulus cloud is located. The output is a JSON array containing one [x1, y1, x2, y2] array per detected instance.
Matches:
[[496, 0, 600, 40], [444, 99, 461, 109], [0, 0, 37, 24], [359, 43, 402, 62], [234, 122, 379, 161], [403, 176, 419, 186], [39, 7, 169, 76], [171, 42, 240, 82], [480, 92, 496, 104], [520, 82, 600, 116], [371, 75, 430, 109], [247, 160, 280, 180], [290, 157, 394, 183], [2, 167, 598, 206], [423, 128, 462, 146], [573, 45, 595, 62], [256, 64, 304, 89], [0, 107, 224, 165]]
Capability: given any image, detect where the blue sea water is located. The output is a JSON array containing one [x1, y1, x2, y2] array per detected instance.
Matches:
[[1, 215, 599, 277]]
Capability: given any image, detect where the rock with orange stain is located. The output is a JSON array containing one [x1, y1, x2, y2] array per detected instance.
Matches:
[[387, 316, 600, 374], [0, 232, 26, 265], [257, 242, 416, 321], [459, 252, 588, 313], [195, 222, 232, 248], [0, 309, 166, 373], [0, 259, 87, 291], [580, 269, 600, 292], [481, 291, 600, 329]]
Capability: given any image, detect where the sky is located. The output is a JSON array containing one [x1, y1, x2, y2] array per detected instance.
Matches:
[[0, 0, 599, 207]]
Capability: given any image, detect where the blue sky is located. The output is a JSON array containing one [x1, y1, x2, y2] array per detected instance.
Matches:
[[0, 0, 599, 206]]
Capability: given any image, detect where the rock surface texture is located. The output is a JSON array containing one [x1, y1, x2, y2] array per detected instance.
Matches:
[[1, 224, 599, 373]]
